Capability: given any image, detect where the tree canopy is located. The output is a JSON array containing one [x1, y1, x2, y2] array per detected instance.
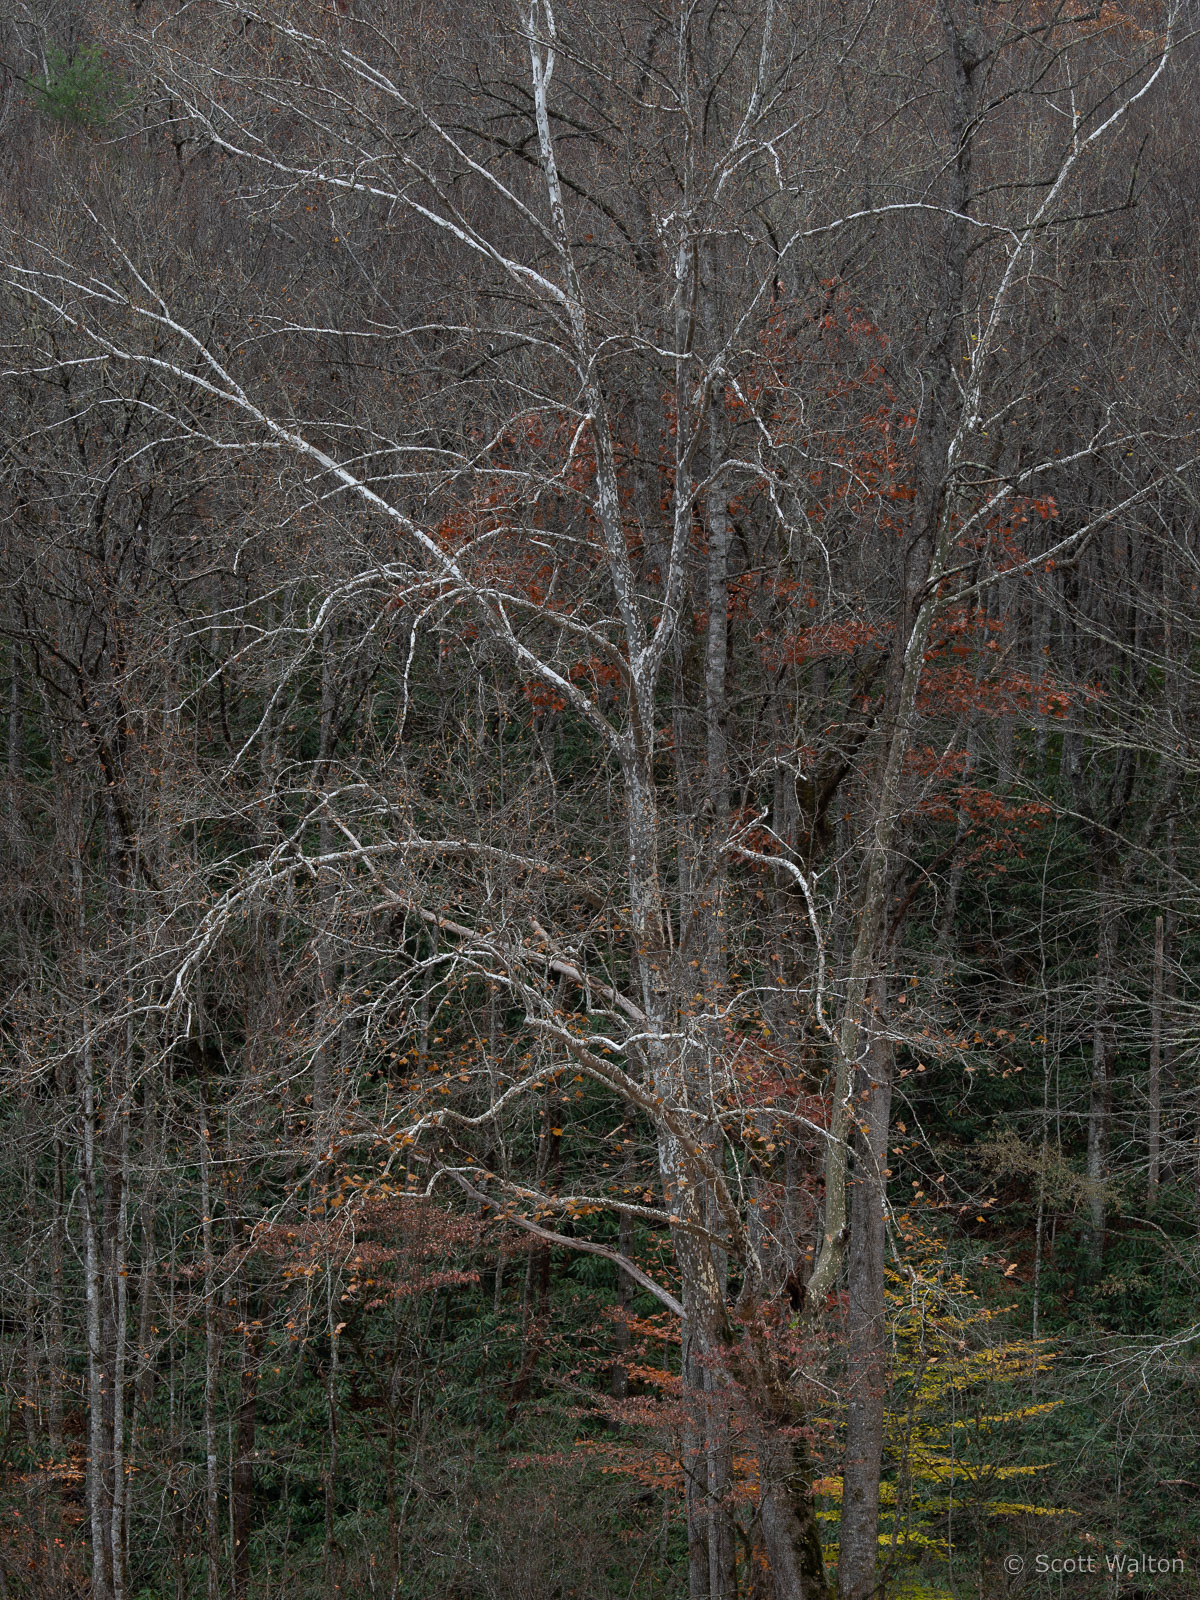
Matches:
[[2, 3, 1200, 1597]]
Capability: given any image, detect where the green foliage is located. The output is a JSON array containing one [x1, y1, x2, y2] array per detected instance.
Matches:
[[32, 46, 125, 129]]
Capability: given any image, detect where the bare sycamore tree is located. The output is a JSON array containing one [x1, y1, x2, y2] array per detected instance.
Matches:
[[3, 1, 1194, 1596]]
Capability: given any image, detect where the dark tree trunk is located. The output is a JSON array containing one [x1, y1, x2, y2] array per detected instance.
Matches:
[[838, 982, 894, 1600]]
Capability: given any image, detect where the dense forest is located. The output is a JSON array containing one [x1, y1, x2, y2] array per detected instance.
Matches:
[[2, 2, 1200, 1597]]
